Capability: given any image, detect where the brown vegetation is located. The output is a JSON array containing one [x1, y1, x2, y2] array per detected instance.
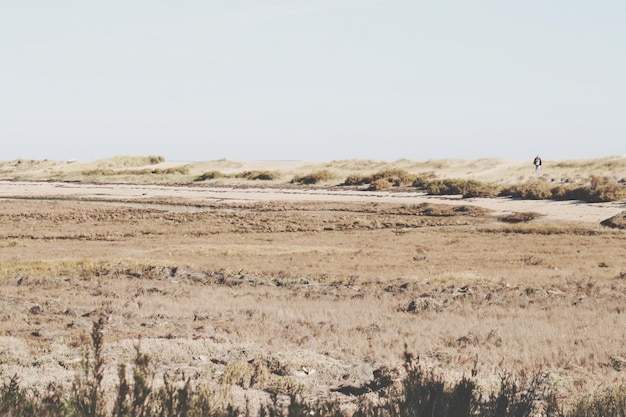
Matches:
[[0, 156, 625, 415], [0, 191, 625, 414]]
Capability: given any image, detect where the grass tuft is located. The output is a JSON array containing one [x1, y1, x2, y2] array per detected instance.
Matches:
[[291, 170, 335, 185]]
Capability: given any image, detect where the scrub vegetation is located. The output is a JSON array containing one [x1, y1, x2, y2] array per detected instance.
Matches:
[[0, 156, 625, 415]]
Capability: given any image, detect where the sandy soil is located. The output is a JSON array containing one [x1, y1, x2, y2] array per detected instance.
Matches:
[[0, 180, 624, 225]]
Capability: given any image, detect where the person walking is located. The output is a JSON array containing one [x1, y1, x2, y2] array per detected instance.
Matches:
[[533, 155, 542, 173]]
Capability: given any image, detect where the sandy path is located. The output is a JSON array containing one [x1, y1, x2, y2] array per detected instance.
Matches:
[[0, 180, 624, 224]]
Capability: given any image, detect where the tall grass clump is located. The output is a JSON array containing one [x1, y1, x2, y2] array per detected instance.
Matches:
[[68, 318, 107, 417], [370, 169, 415, 187], [291, 170, 335, 185], [585, 175, 626, 202], [343, 175, 371, 186], [341, 169, 415, 189], [423, 179, 498, 198], [2, 324, 626, 416], [567, 386, 626, 417], [499, 181, 553, 200], [353, 352, 560, 417], [81, 166, 189, 177], [235, 171, 281, 181], [94, 156, 166, 169], [500, 176, 626, 202], [195, 171, 226, 182], [368, 178, 394, 190], [147, 155, 165, 165]]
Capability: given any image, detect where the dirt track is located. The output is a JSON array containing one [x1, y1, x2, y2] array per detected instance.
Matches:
[[1, 181, 624, 224]]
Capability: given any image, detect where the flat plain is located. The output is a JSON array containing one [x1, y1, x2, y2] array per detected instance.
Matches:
[[0, 156, 625, 412]]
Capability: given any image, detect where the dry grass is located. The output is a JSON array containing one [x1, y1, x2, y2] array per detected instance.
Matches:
[[0, 195, 625, 413], [0, 156, 625, 414], [2, 156, 626, 191]]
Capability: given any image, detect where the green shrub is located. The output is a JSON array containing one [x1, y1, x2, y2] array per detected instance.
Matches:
[[291, 170, 335, 185]]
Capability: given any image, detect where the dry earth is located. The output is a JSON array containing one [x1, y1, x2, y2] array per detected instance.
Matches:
[[0, 158, 625, 413]]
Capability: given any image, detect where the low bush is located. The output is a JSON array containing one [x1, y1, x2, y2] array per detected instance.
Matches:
[[291, 170, 335, 185], [82, 166, 190, 177], [368, 178, 394, 190], [501, 176, 626, 202], [499, 212, 540, 223], [601, 210, 626, 229], [567, 386, 626, 417], [424, 179, 497, 198], [500, 181, 553, 200], [147, 155, 165, 165], [586, 175, 626, 202], [370, 169, 415, 187], [235, 171, 281, 181], [343, 175, 371, 186], [195, 171, 226, 181], [341, 169, 415, 189]]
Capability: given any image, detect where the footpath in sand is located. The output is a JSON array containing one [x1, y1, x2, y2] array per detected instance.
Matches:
[[1, 180, 624, 225]]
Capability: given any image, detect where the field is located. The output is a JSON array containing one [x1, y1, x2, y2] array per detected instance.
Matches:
[[0, 156, 625, 415]]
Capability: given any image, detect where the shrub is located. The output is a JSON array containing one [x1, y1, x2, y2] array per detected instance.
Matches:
[[236, 171, 281, 181], [568, 386, 626, 417], [368, 178, 393, 190], [343, 175, 371, 186], [81, 166, 189, 177], [587, 175, 626, 202], [150, 166, 189, 175], [500, 181, 553, 200], [601, 210, 626, 229], [499, 212, 539, 223], [342, 169, 416, 189], [411, 175, 432, 189], [424, 179, 497, 198], [82, 169, 117, 176], [502, 176, 626, 202], [147, 155, 165, 164], [195, 171, 225, 181], [371, 169, 415, 187], [291, 170, 335, 185]]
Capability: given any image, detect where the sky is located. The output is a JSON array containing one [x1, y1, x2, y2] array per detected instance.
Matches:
[[1, 1, 625, 162]]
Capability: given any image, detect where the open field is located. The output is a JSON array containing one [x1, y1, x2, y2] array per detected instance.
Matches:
[[0, 157, 625, 414]]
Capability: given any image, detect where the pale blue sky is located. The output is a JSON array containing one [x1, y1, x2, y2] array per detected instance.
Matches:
[[1, 1, 624, 162]]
